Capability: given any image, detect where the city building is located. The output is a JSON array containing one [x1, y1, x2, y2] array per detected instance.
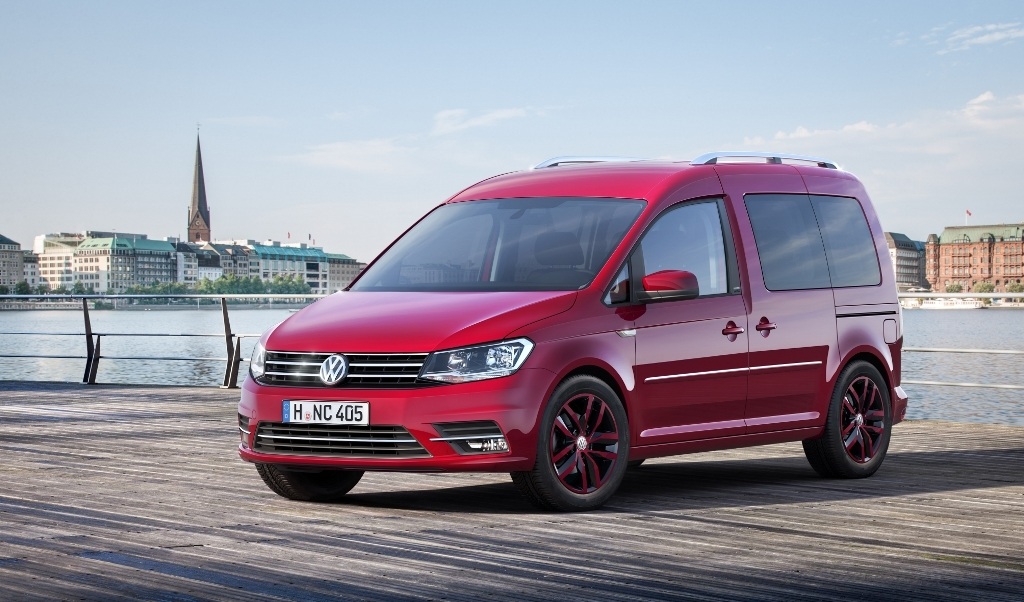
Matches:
[[173, 241, 199, 287], [205, 243, 250, 278], [34, 232, 88, 290], [925, 224, 1024, 293], [884, 232, 928, 291], [74, 235, 178, 292], [13, 136, 366, 295], [22, 251, 39, 288], [187, 135, 211, 243], [0, 234, 25, 288], [326, 253, 364, 291]]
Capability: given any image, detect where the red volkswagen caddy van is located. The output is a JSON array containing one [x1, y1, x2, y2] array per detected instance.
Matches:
[[238, 152, 908, 511]]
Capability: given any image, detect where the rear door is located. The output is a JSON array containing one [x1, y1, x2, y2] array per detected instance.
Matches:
[[720, 169, 840, 433]]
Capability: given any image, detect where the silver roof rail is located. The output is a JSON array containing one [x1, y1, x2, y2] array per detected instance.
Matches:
[[531, 156, 645, 169], [691, 151, 838, 169]]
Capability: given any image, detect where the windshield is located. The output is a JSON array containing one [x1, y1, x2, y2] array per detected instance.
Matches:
[[352, 197, 645, 292]]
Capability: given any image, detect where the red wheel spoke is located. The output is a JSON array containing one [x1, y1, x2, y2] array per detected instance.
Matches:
[[555, 415, 575, 439], [588, 403, 608, 438], [580, 395, 595, 434], [842, 395, 857, 416], [589, 430, 619, 446], [861, 427, 875, 458], [552, 442, 574, 464], [557, 451, 578, 479], [841, 421, 857, 437], [577, 453, 590, 491], [584, 453, 609, 487], [844, 429, 861, 452], [589, 449, 617, 461]]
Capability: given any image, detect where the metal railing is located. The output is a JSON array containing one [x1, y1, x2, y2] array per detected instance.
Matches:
[[0, 293, 323, 388], [0, 291, 1020, 390], [898, 291, 1024, 390]]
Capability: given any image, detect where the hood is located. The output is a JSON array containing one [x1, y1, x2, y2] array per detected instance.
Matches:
[[265, 291, 578, 353]]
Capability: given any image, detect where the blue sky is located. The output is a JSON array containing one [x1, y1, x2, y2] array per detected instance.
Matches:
[[2, 1, 1023, 261]]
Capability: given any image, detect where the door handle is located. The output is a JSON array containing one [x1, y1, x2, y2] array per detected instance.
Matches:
[[755, 317, 777, 336], [722, 321, 744, 342]]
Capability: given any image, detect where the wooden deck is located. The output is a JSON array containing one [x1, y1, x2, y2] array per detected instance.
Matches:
[[0, 381, 1021, 601]]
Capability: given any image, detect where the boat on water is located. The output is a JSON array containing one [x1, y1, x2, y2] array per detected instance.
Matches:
[[899, 298, 922, 309], [919, 298, 986, 310]]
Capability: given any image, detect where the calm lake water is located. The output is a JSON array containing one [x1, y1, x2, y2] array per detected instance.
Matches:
[[1, 306, 1021, 425]]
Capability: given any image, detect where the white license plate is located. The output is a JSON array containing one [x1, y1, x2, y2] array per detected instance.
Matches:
[[282, 400, 369, 425]]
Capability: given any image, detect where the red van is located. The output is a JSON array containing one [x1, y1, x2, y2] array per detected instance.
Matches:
[[237, 152, 908, 511]]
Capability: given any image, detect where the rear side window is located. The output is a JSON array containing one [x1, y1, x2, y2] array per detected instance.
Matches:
[[811, 195, 881, 287], [745, 194, 880, 291], [745, 194, 831, 290]]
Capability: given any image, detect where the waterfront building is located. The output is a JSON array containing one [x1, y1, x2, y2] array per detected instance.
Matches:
[[173, 242, 199, 287], [195, 247, 224, 281], [215, 239, 365, 293], [326, 253, 365, 291], [187, 135, 211, 243], [73, 235, 178, 292], [205, 243, 250, 278], [884, 232, 928, 291], [0, 234, 25, 288], [34, 232, 87, 290], [925, 224, 1024, 292], [22, 251, 39, 288]]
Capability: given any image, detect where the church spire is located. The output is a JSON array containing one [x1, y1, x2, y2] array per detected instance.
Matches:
[[188, 134, 211, 242]]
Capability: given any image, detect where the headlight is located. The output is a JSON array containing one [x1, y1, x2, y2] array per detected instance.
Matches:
[[420, 338, 534, 383], [250, 341, 267, 380]]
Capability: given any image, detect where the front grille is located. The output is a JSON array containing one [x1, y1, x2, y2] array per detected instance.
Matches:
[[261, 351, 429, 388], [254, 423, 430, 458]]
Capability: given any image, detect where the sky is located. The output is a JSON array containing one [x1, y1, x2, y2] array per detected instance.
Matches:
[[2, 1, 1023, 262]]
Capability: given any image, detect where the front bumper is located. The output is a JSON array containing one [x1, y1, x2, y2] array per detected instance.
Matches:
[[237, 367, 557, 472]]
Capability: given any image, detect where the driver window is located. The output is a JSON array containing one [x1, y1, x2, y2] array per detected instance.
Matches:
[[637, 201, 728, 296]]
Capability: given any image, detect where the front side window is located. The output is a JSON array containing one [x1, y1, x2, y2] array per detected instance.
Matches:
[[352, 197, 644, 292], [635, 200, 731, 297]]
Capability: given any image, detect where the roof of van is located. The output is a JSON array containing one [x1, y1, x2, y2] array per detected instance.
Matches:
[[446, 157, 851, 203]]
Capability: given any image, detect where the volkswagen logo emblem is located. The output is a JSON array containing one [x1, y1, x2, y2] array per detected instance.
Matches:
[[319, 354, 349, 385]]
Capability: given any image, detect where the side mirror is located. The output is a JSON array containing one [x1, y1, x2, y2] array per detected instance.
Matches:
[[639, 270, 699, 302]]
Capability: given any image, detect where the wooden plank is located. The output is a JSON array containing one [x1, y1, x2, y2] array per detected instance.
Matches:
[[0, 381, 1021, 601]]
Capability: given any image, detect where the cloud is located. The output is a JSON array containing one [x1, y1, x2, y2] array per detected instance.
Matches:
[[735, 92, 1024, 238], [431, 108, 533, 135], [288, 138, 417, 173], [203, 115, 283, 127], [940, 22, 1024, 54]]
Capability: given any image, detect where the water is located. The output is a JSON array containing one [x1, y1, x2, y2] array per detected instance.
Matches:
[[0, 306, 1021, 425], [0, 307, 291, 388]]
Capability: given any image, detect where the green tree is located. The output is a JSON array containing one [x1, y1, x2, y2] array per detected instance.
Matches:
[[14, 280, 31, 294], [945, 283, 963, 293], [72, 281, 88, 294], [0, 284, 9, 295], [973, 281, 994, 293], [1007, 283, 1024, 293]]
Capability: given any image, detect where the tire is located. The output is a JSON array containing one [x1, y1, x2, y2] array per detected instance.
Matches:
[[511, 375, 629, 512], [255, 464, 364, 502], [803, 361, 892, 479]]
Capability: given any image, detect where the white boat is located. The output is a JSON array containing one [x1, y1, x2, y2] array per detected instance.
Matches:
[[919, 298, 986, 309], [899, 298, 922, 309]]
